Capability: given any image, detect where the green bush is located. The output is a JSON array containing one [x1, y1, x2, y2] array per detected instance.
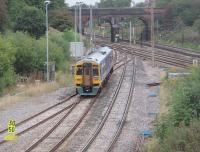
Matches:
[[5, 30, 72, 75], [0, 29, 74, 94], [171, 68, 200, 125], [154, 119, 200, 152], [6, 32, 38, 75], [0, 35, 16, 94], [152, 68, 200, 151]]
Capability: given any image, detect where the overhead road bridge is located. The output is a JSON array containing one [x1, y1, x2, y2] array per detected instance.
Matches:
[[70, 7, 165, 42]]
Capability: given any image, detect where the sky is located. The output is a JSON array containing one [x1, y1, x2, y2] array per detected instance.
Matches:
[[65, 0, 145, 6]]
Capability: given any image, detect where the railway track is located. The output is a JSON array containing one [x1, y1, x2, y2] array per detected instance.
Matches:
[[106, 57, 136, 152], [108, 42, 199, 68], [80, 55, 136, 152], [24, 52, 127, 152], [93, 35, 200, 67], [0, 47, 127, 150], [23, 95, 98, 152], [0, 93, 77, 145], [135, 41, 200, 56], [47, 96, 98, 152], [94, 34, 200, 55]]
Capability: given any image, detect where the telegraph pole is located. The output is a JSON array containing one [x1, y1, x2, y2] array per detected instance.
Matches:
[[79, 3, 82, 42], [74, 6, 77, 42], [90, 6, 93, 50], [133, 26, 136, 45], [103, 21, 105, 38], [151, 0, 155, 67], [130, 21, 132, 45], [156, 20, 159, 42], [45, 0, 50, 82]]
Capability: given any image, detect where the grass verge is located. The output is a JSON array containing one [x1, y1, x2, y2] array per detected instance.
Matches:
[[0, 72, 73, 110]]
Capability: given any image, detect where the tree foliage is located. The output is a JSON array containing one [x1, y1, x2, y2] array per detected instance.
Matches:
[[6, 0, 69, 37], [0, 35, 16, 94], [25, 0, 66, 10], [156, 0, 200, 26], [14, 6, 45, 38], [25, 0, 44, 9], [150, 68, 200, 152], [49, 0, 66, 10], [155, 68, 200, 143], [193, 18, 200, 34], [0, 0, 74, 94], [0, 0, 7, 31], [49, 10, 73, 32], [6, 0, 27, 24], [98, 0, 131, 8], [4, 29, 72, 77]]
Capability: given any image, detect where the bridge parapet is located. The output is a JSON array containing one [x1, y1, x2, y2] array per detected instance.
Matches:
[[70, 7, 165, 17]]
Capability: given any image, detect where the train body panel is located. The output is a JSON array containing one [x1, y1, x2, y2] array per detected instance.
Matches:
[[74, 46, 114, 96]]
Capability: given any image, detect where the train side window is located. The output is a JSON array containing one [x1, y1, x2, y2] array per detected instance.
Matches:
[[76, 68, 82, 75], [93, 68, 99, 76]]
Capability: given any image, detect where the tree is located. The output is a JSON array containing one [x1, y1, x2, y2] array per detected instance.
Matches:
[[49, 0, 66, 10], [49, 9, 73, 32], [156, 0, 200, 26], [0, 0, 7, 31], [14, 6, 45, 38], [99, 0, 131, 8], [6, 0, 27, 25], [8, 32, 38, 75], [25, 0, 66, 10], [193, 18, 200, 34], [136, 2, 147, 7], [25, 0, 43, 9], [0, 35, 16, 94], [113, 0, 131, 7]]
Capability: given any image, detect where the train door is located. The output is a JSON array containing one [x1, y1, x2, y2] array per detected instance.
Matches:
[[83, 63, 92, 92]]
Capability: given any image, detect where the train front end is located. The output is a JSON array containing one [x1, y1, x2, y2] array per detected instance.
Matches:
[[74, 61, 101, 96]]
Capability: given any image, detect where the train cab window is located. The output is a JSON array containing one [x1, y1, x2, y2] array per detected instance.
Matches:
[[76, 68, 82, 75], [84, 68, 91, 76], [93, 68, 99, 76]]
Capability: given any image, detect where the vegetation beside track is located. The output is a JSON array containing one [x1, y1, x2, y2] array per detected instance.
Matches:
[[155, 0, 200, 51], [0, 0, 75, 96], [146, 68, 200, 152], [157, 26, 200, 51], [0, 29, 75, 96]]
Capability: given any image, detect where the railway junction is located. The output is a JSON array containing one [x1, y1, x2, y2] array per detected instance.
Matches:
[[0, 50, 160, 152], [0, 0, 200, 152]]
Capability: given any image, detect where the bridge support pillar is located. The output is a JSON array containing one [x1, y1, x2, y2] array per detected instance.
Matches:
[[111, 26, 115, 42], [142, 21, 150, 41], [110, 17, 120, 43]]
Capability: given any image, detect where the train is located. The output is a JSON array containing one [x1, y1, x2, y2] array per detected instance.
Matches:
[[73, 46, 114, 96]]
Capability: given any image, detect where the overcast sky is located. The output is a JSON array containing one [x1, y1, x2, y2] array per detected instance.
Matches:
[[65, 0, 145, 6]]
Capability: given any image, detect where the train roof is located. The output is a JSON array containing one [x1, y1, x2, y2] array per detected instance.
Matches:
[[77, 46, 113, 64]]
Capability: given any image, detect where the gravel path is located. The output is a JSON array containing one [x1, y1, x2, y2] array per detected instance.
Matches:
[[112, 58, 160, 152]]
